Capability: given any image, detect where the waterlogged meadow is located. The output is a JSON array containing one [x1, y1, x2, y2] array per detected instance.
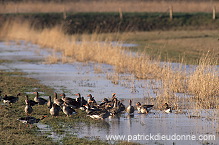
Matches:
[[0, 19, 219, 144]]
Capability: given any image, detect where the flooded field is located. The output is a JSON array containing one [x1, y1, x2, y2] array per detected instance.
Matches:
[[0, 41, 219, 145]]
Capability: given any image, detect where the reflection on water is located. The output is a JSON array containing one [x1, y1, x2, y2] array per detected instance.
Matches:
[[38, 110, 219, 145]]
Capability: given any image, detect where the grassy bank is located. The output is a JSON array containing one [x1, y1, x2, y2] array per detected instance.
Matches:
[[0, 70, 56, 144], [115, 30, 219, 64], [1, 12, 219, 34]]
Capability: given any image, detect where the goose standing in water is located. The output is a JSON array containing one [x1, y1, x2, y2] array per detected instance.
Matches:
[[3, 93, 21, 105], [110, 98, 121, 116], [34, 92, 47, 105], [163, 103, 172, 113], [87, 110, 110, 120], [126, 100, 135, 115], [136, 102, 154, 114]]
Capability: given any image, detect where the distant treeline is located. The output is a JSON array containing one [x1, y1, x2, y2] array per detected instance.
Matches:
[[1, 12, 219, 33]]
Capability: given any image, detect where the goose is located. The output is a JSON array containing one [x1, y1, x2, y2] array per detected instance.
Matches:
[[84, 103, 101, 114], [61, 93, 78, 108], [53, 92, 64, 106], [87, 110, 110, 120], [62, 103, 77, 117], [87, 94, 97, 107], [3, 93, 20, 105], [111, 93, 116, 100], [25, 95, 38, 106], [47, 96, 53, 109], [99, 98, 110, 107], [17, 116, 46, 127], [163, 103, 172, 113], [76, 93, 87, 107], [34, 92, 47, 105], [24, 99, 33, 116], [110, 98, 121, 116], [118, 101, 126, 112], [50, 103, 60, 117], [136, 102, 154, 114], [126, 100, 135, 115]]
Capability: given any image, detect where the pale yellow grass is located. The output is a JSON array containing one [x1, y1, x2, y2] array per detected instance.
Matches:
[[188, 55, 219, 109], [0, 1, 218, 13]]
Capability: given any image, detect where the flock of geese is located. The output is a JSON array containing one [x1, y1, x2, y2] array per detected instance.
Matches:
[[1, 92, 172, 126]]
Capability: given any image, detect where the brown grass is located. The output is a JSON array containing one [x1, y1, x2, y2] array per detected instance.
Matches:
[[0, 1, 218, 13]]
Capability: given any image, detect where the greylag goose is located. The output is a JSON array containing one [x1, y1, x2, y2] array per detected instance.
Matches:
[[62, 103, 77, 117], [87, 94, 97, 107], [25, 95, 38, 106], [61, 93, 78, 108], [3, 93, 20, 104], [87, 110, 110, 120], [118, 101, 125, 112], [99, 98, 110, 107], [24, 99, 33, 115], [126, 100, 135, 115], [84, 103, 101, 114], [76, 93, 87, 107], [111, 93, 116, 99], [53, 92, 64, 106], [17, 116, 46, 127], [163, 103, 172, 113], [136, 102, 154, 114], [47, 96, 53, 109], [110, 98, 121, 116], [50, 103, 60, 117], [34, 92, 47, 105]]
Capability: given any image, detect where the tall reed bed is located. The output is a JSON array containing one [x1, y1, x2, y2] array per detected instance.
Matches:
[[0, 19, 218, 110], [188, 55, 219, 109]]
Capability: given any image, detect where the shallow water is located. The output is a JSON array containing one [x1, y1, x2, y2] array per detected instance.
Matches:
[[1, 41, 219, 145]]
